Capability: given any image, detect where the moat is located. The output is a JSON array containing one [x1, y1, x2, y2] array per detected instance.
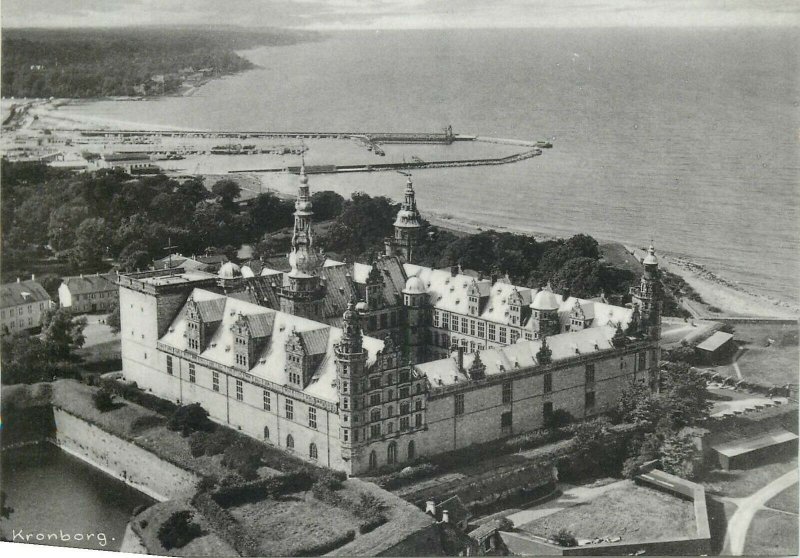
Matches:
[[0, 444, 154, 551]]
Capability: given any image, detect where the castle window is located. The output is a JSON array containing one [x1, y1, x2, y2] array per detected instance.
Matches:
[[285, 398, 294, 420], [488, 324, 496, 342], [387, 389, 394, 401], [461, 317, 468, 333], [585, 391, 596, 410], [454, 394, 465, 415], [499, 327, 507, 344], [263, 426, 270, 440], [371, 408, 381, 422], [370, 376, 381, 390], [400, 387, 409, 399], [585, 364, 595, 385], [469, 341, 475, 352], [212, 371, 220, 392], [342, 382, 348, 394], [235, 379, 243, 401], [543, 373, 552, 393], [477, 321, 485, 338], [433, 311, 440, 328], [166, 356, 173, 375], [415, 414, 422, 428], [400, 402, 410, 415], [415, 400, 422, 411], [387, 442, 397, 465], [469, 320, 476, 336], [502, 381, 512, 404], [343, 430, 349, 442], [510, 330, 519, 344], [286, 434, 294, 449], [309, 443, 318, 460], [400, 416, 410, 431], [369, 451, 377, 470], [399, 371, 410, 383], [408, 440, 416, 460], [370, 424, 381, 439], [638, 351, 647, 371], [263, 390, 271, 411], [387, 405, 394, 417], [188, 364, 196, 383], [442, 313, 450, 330], [370, 393, 381, 406], [525, 332, 533, 340]]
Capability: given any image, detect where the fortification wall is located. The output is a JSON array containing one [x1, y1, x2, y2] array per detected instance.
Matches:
[[52, 408, 199, 501]]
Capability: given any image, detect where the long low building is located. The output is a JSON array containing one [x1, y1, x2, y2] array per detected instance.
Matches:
[[1, 276, 54, 334]]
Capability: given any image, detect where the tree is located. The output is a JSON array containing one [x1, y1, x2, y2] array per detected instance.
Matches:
[[554, 529, 577, 547], [221, 439, 262, 480], [310, 190, 344, 221], [107, 300, 121, 334], [660, 363, 712, 428], [660, 433, 703, 480], [41, 308, 87, 360], [168, 403, 213, 436], [93, 388, 116, 412], [246, 192, 294, 237], [157, 510, 203, 550], [69, 217, 110, 270], [211, 179, 241, 210], [48, 205, 89, 253], [550, 257, 604, 298]]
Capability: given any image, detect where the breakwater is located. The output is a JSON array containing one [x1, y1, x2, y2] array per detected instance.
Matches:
[[77, 129, 465, 143], [232, 147, 543, 175]]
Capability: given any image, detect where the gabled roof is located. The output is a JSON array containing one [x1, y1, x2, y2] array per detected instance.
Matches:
[[194, 296, 226, 323], [416, 325, 618, 387], [697, 331, 734, 352], [60, 273, 118, 295], [160, 289, 385, 404], [242, 312, 275, 338], [1, 279, 51, 308]]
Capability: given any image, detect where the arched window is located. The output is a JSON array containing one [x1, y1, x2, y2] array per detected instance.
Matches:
[[369, 450, 377, 470], [286, 434, 294, 449], [407, 440, 416, 461], [371, 409, 381, 422], [263, 426, 270, 440], [309, 443, 318, 460], [387, 441, 397, 465]]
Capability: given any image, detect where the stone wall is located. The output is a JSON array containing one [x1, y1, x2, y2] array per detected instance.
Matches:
[[53, 408, 199, 501]]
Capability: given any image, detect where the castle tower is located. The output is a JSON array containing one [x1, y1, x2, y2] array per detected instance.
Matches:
[[530, 284, 561, 339], [279, 161, 325, 320], [385, 177, 423, 262], [402, 274, 428, 364], [630, 244, 662, 340], [335, 301, 368, 469]]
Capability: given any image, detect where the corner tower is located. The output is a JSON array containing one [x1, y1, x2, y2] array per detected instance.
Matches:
[[631, 244, 662, 340], [385, 176, 423, 262], [279, 161, 325, 320], [335, 301, 368, 470]]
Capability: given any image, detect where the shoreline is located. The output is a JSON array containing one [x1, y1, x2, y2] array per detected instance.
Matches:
[[8, 100, 798, 320]]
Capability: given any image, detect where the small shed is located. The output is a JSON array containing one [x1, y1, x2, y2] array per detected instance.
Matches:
[[695, 331, 735, 363], [712, 429, 798, 470]]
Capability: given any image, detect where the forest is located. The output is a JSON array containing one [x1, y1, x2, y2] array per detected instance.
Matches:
[[1, 161, 685, 315], [1, 26, 317, 98]]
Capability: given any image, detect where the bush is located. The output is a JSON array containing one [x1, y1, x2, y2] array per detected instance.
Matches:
[[167, 403, 214, 437], [358, 514, 387, 534], [197, 476, 217, 493], [554, 528, 577, 547], [99, 377, 178, 416], [293, 529, 355, 556], [129, 414, 164, 435], [92, 388, 116, 412], [221, 439, 262, 480], [211, 470, 315, 508], [192, 492, 260, 556], [315, 469, 346, 491], [157, 510, 203, 550]]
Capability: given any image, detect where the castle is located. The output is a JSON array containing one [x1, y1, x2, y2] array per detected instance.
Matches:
[[117, 165, 662, 475]]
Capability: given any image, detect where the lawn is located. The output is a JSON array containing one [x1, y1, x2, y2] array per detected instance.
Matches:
[[519, 481, 696, 542], [766, 484, 799, 514], [229, 490, 359, 556], [713, 323, 799, 386], [705, 497, 737, 555], [701, 457, 798, 498], [742, 509, 799, 556]]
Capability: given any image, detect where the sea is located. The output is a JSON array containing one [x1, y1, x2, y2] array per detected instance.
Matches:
[[57, 27, 799, 305]]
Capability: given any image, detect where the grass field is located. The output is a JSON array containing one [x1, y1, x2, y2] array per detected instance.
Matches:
[[743, 509, 799, 556], [766, 484, 799, 514], [519, 482, 695, 542], [701, 457, 798, 498], [712, 323, 799, 386], [706, 498, 737, 555], [229, 490, 359, 556]]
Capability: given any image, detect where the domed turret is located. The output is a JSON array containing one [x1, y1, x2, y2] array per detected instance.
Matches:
[[643, 244, 658, 266], [403, 275, 427, 295], [531, 284, 560, 311], [385, 176, 423, 262], [218, 261, 242, 279]]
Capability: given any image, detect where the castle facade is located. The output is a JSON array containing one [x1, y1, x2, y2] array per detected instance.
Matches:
[[117, 166, 661, 475]]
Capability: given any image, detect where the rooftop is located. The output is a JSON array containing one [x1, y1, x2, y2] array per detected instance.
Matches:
[[697, 331, 735, 352], [1, 278, 51, 308]]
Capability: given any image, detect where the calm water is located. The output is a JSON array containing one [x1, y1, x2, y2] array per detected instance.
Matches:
[[0, 444, 154, 551], [60, 28, 800, 304]]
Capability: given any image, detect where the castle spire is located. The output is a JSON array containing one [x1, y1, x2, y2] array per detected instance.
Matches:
[[386, 174, 423, 262]]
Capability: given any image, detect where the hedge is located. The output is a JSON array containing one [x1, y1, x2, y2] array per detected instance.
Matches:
[[99, 376, 178, 416], [290, 530, 355, 556], [211, 470, 315, 508], [191, 492, 261, 557]]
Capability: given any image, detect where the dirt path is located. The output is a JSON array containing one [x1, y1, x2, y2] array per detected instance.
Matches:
[[722, 468, 799, 555]]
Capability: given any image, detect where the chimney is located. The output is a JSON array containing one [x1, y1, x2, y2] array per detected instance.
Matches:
[[442, 510, 450, 524], [425, 500, 436, 515], [456, 346, 464, 372], [31, 274, 35, 281]]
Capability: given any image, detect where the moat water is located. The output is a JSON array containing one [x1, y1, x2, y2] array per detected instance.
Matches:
[[0, 444, 154, 551], [58, 27, 799, 305]]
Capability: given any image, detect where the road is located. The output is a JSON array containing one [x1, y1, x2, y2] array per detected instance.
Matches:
[[722, 468, 799, 555]]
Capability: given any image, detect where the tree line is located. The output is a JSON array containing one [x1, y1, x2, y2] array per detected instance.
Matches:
[[2, 26, 317, 98]]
